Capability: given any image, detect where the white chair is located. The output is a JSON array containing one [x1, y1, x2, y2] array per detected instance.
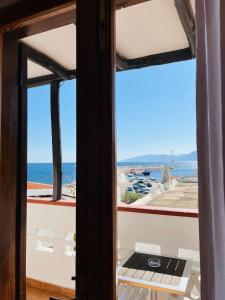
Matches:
[[184, 268, 201, 300]]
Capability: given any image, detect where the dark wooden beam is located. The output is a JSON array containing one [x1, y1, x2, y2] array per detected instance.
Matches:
[[28, 70, 76, 88], [12, 9, 76, 40], [16, 42, 28, 300], [116, 53, 128, 70], [27, 46, 71, 80], [118, 47, 193, 71], [0, 33, 27, 300], [27, 48, 192, 87], [28, 48, 192, 87], [50, 80, 62, 201], [175, 0, 196, 56], [0, 0, 75, 30], [28, 74, 62, 88], [76, 0, 116, 299], [0, 33, 17, 300], [0, 0, 149, 30], [28, 54, 127, 79]]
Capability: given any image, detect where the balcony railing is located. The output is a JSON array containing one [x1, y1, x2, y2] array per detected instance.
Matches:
[[26, 198, 200, 299]]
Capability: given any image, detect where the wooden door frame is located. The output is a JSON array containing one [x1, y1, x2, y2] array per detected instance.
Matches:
[[76, 0, 116, 299], [0, 1, 116, 299], [0, 5, 76, 300], [0, 30, 28, 300]]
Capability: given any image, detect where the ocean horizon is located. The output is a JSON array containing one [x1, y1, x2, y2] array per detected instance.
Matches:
[[28, 161, 198, 185]]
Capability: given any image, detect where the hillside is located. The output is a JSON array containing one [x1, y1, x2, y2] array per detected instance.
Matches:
[[121, 151, 197, 163]]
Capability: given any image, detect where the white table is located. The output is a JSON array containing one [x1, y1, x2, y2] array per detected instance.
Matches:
[[118, 251, 192, 300]]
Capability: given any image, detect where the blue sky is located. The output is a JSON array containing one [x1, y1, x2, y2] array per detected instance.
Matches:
[[28, 59, 196, 162]]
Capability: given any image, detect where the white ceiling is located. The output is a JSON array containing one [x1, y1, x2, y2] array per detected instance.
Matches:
[[22, 24, 76, 79], [116, 0, 189, 59], [28, 60, 53, 78], [21, 0, 195, 79]]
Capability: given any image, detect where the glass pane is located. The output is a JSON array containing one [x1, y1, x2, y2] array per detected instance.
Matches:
[[26, 26, 76, 299]]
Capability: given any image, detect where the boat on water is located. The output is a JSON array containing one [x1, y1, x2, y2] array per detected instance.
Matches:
[[142, 169, 151, 176]]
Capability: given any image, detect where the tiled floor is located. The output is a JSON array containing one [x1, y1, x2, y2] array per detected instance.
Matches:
[[27, 286, 71, 300]]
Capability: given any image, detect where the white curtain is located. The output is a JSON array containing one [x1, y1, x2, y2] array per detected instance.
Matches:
[[196, 0, 225, 299]]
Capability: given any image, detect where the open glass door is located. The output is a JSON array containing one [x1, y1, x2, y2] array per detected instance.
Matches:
[[0, 1, 116, 299], [115, 1, 199, 300], [23, 25, 76, 299]]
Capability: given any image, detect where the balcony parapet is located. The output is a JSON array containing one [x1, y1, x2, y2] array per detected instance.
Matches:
[[27, 197, 198, 218]]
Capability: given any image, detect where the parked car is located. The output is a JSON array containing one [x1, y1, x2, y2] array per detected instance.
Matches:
[[137, 176, 145, 181], [126, 186, 134, 192], [127, 173, 136, 181], [137, 183, 147, 188], [137, 179, 145, 184], [133, 183, 139, 189], [146, 182, 152, 187], [141, 187, 150, 194]]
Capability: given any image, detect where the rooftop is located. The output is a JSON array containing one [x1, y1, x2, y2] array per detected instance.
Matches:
[[146, 180, 198, 209], [27, 182, 52, 190]]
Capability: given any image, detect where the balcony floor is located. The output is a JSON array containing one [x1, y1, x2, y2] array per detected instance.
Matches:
[[27, 286, 71, 300]]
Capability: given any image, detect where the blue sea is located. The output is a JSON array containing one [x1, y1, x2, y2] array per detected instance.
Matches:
[[28, 161, 198, 185]]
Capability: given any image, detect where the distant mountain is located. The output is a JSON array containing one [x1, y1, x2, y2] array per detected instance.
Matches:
[[121, 151, 197, 163]]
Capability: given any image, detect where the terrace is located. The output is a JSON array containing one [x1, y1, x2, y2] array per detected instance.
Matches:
[[26, 181, 200, 299]]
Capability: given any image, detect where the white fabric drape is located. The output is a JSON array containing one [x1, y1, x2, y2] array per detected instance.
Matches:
[[196, 0, 225, 299]]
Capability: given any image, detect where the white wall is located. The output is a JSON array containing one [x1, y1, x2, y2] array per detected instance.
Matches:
[[27, 203, 199, 289], [27, 203, 75, 289]]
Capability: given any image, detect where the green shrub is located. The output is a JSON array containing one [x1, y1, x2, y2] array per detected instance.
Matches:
[[122, 192, 141, 204]]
